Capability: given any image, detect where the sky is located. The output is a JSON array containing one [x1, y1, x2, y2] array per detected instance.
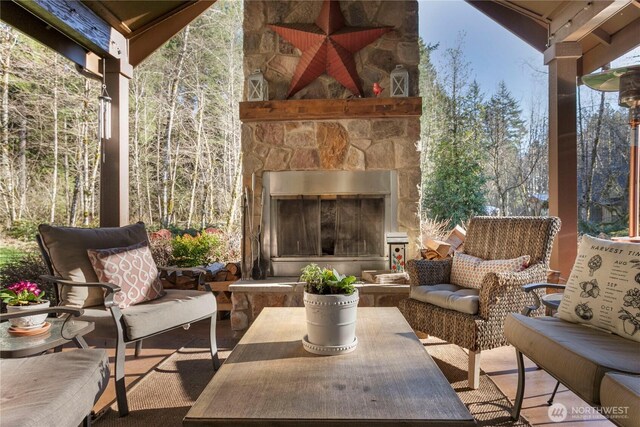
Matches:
[[418, 0, 640, 114]]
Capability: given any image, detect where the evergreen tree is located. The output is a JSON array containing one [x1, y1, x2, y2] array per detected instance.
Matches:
[[422, 38, 487, 225], [483, 81, 526, 215]]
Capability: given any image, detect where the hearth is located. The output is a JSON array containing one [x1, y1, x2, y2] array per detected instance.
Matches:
[[262, 170, 397, 276]]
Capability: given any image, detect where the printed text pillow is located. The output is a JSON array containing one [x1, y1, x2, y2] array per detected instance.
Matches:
[[557, 235, 640, 342], [87, 242, 164, 309], [451, 253, 530, 289]]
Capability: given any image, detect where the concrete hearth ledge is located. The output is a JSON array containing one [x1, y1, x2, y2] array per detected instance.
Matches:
[[230, 278, 409, 294], [230, 278, 410, 331]]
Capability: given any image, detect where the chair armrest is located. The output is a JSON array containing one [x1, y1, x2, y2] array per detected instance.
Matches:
[[520, 283, 566, 316], [479, 264, 548, 319], [522, 283, 566, 292], [39, 275, 121, 308], [0, 307, 83, 321]]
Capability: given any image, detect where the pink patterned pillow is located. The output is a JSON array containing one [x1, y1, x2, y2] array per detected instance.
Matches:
[[450, 253, 530, 289], [87, 242, 164, 309]]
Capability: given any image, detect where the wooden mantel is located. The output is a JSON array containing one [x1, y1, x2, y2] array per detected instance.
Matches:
[[239, 97, 422, 122]]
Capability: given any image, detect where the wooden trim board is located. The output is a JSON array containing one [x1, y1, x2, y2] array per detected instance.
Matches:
[[239, 97, 422, 122]]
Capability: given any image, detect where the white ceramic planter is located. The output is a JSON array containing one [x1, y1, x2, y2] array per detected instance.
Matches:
[[6, 300, 50, 329], [303, 290, 359, 354]]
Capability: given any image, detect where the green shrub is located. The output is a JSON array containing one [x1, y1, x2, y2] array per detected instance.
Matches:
[[6, 220, 40, 241], [170, 232, 223, 267], [0, 247, 26, 268], [0, 251, 55, 305]]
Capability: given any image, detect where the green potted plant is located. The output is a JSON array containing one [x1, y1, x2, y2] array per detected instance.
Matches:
[[300, 264, 359, 355], [0, 281, 49, 329]]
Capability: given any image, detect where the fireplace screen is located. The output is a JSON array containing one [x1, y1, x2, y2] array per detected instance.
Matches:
[[276, 196, 385, 257]]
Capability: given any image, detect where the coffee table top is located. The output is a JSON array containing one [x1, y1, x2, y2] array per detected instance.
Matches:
[[185, 307, 474, 426], [0, 317, 94, 358]]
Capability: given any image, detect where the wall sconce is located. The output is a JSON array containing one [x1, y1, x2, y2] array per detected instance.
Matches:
[[390, 65, 409, 97], [247, 69, 269, 101]]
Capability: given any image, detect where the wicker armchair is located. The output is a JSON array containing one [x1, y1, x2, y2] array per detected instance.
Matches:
[[399, 216, 560, 388]]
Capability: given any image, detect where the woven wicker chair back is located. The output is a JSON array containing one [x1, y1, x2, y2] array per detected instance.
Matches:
[[462, 216, 561, 266]]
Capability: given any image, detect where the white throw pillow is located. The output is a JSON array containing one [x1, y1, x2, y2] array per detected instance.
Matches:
[[450, 253, 530, 289], [557, 235, 640, 342]]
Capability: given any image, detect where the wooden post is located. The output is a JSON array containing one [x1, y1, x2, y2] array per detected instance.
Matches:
[[545, 42, 581, 280], [100, 58, 133, 227]]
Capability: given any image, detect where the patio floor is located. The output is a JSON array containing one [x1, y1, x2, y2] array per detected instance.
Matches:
[[83, 314, 613, 426]]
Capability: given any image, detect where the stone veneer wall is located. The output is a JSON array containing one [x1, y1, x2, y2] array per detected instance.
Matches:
[[242, 0, 422, 266], [244, 0, 419, 100]]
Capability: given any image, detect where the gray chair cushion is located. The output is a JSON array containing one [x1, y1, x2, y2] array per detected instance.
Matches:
[[80, 289, 216, 341], [600, 373, 640, 427], [410, 284, 479, 315], [0, 349, 109, 427], [505, 314, 640, 405]]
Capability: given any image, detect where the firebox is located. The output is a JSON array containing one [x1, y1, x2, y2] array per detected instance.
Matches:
[[262, 170, 397, 277]]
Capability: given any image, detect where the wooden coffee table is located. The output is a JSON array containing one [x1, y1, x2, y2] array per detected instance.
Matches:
[[184, 307, 475, 426]]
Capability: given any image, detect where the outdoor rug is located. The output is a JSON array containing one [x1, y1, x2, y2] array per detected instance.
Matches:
[[95, 337, 529, 426]]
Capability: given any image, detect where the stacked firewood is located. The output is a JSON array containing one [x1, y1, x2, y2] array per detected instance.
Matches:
[[420, 225, 466, 260], [160, 262, 241, 290]]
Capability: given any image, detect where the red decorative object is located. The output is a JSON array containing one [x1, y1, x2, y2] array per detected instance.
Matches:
[[373, 82, 384, 97], [269, 0, 392, 98]]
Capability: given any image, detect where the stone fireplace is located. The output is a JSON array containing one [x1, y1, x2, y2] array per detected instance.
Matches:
[[240, 0, 421, 278]]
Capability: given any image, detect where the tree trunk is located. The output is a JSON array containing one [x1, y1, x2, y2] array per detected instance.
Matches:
[[50, 76, 59, 223], [187, 93, 205, 228], [584, 91, 606, 222], [1, 30, 17, 225], [17, 117, 27, 219], [161, 25, 190, 227], [132, 79, 143, 221]]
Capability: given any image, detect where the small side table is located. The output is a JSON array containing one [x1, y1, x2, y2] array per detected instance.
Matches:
[[0, 317, 94, 358]]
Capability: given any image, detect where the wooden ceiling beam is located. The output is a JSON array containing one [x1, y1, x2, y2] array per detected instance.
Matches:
[[0, 0, 101, 75], [550, 0, 631, 43], [12, 0, 127, 61], [465, 0, 548, 52], [580, 17, 640, 75], [591, 27, 612, 45], [81, 1, 132, 36], [129, 0, 215, 67]]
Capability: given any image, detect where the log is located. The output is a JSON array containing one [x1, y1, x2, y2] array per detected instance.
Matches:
[[225, 262, 241, 277], [426, 239, 451, 258], [445, 225, 466, 255], [214, 270, 229, 282]]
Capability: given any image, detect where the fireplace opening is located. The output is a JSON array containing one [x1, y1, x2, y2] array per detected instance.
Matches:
[[276, 196, 385, 258], [261, 170, 397, 277]]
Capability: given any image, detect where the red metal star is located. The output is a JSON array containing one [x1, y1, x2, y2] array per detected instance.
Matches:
[[269, 0, 392, 98]]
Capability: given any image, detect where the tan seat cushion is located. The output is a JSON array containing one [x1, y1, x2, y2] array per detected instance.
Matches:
[[600, 373, 640, 427], [79, 289, 216, 341], [410, 284, 479, 315], [0, 349, 109, 427], [505, 314, 640, 405], [38, 222, 149, 307]]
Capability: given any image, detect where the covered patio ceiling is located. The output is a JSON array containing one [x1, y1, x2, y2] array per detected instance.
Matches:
[[1, 0, 639, 278]]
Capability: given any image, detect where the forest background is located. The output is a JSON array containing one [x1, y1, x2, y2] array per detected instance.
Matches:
[[0, 0, 632, 265]]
